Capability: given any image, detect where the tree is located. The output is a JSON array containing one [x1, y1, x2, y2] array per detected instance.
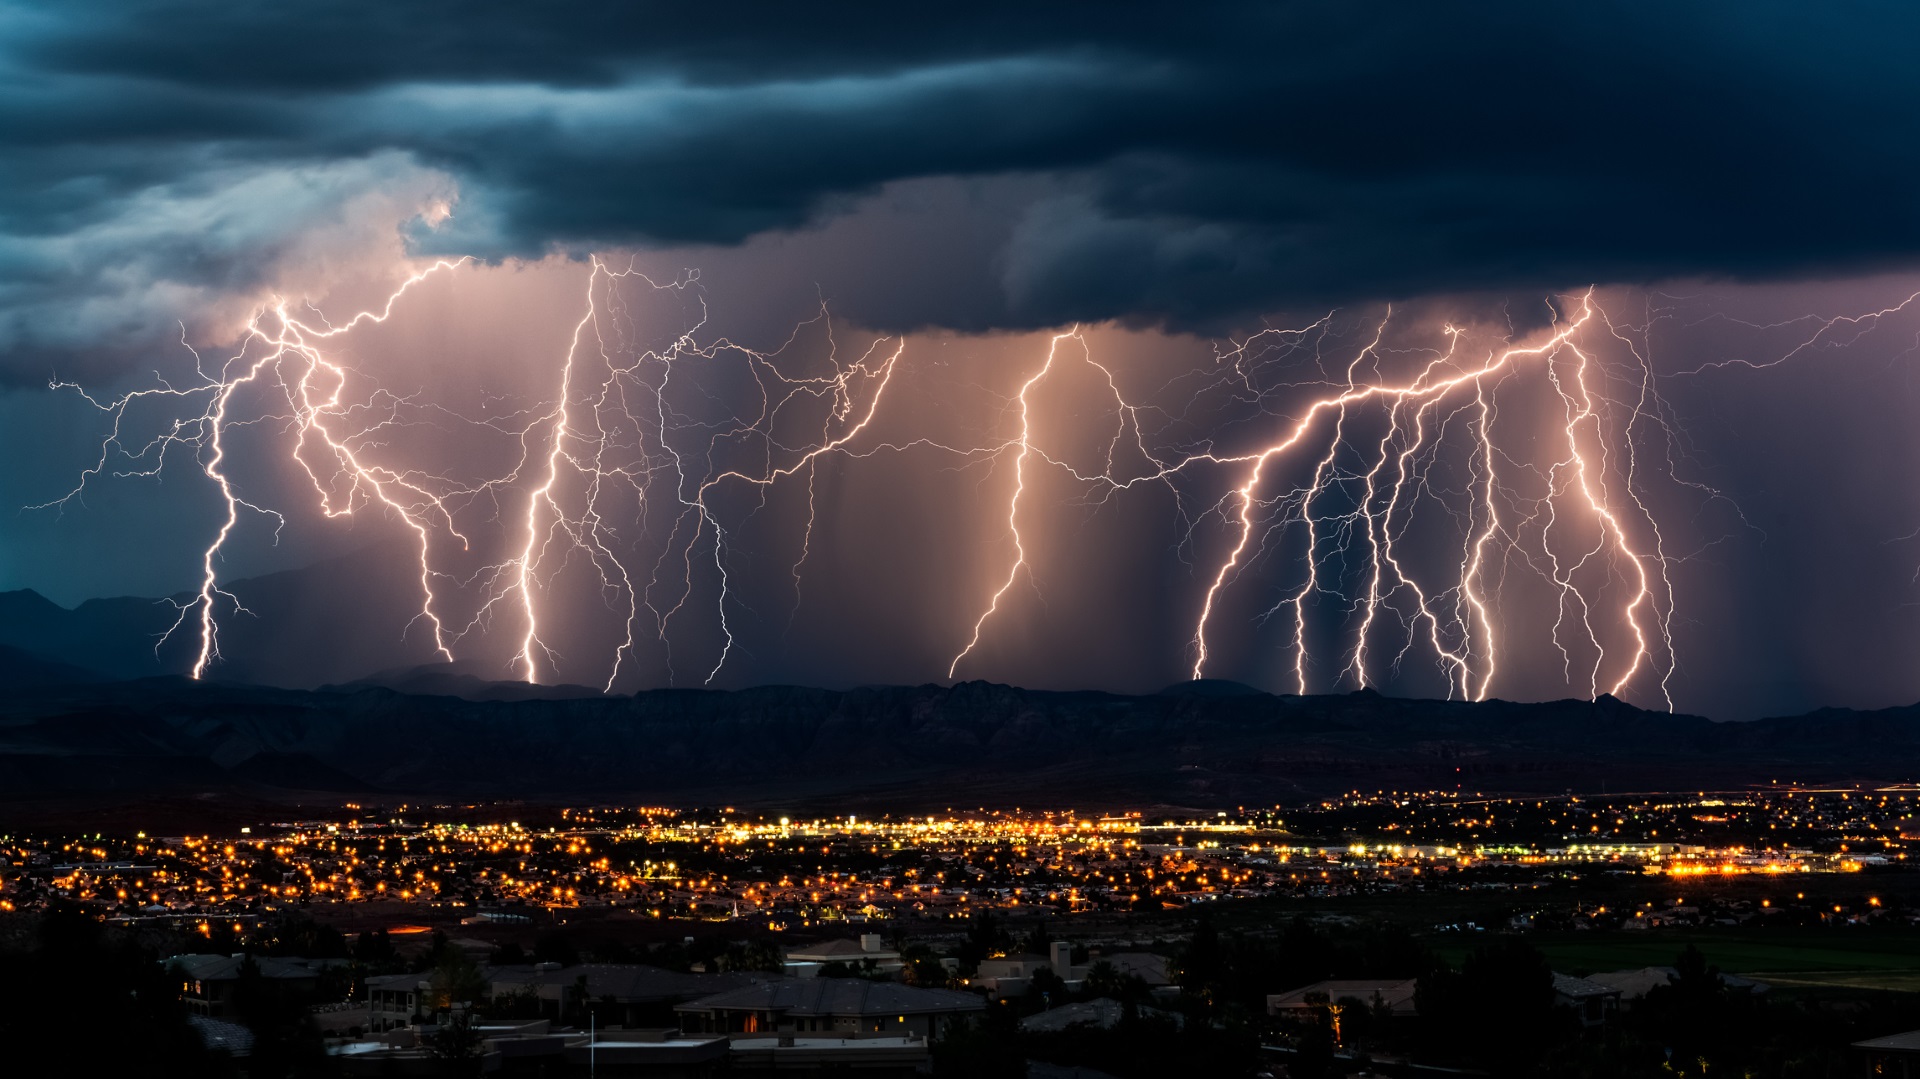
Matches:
[[533, 931, 580, 967], [1176, 915, 1224, 1002], [932, 1013, 1027, 1078], [354, 928, 396, 965], [230, 954, 332, 1078], [0, 903, 231, 1078], [957, 912, 1004, 974], [1275, 917, 1339, 990], [722, 939, 785, 973], [903, 953, 954, 988], [1289, 1006, 1337, 1079], [1634, 945, 1770, 1076], [1082, 960, 1141, 1001], [429, 946, 488, 1011], [430, 1009, 487, 1078], [490, 985, 545, 1020], [265, 916, 348, 959], [1415, 936, 1566, 1076], [562, 974, 592, 1027], [1019, 921, 1053, 957]]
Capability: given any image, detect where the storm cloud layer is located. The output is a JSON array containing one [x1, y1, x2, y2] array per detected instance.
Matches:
[[8, 2, 1920, 383]]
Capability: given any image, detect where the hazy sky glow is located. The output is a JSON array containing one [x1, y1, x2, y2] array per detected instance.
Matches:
[[6, 3, 1920, 719]]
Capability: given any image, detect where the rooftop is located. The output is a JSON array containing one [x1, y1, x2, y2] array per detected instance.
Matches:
[[1552, 973, 1622, 999], [1856, 1029, 1920, 1053], [488, 962, 766, 1002], [786, 938, 900, 961], [167, 954, 338, 982], [1268, 978, 1420, 1016], [677, 979, 986, 1018]]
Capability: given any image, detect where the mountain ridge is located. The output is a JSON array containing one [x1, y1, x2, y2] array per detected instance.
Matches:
[[0, 677, 1913, 819]]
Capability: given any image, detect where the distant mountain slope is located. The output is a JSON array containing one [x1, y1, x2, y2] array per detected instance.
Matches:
[[0, 680, 1913, 815], [0, 644, 107, 688], [0, 545, 448, 686], [0, 589, 177, 679], [331, 662, 604, 701]]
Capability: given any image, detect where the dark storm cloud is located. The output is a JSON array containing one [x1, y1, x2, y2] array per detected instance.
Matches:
[[5, 1, 1920, 379]]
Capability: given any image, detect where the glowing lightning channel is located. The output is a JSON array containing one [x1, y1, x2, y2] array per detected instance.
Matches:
[[948, 329, 1082, 679], [43, 259, 477, 679], [44, 267, 1752, 709], [1180, 291, 1665, 699], [506, 259, 605, 683]]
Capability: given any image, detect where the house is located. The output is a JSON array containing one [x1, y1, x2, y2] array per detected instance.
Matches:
[[974, 952, 1050, 995], [728, 1035, 930, 1078], [1267, 979, 1420, 1019], [1552, 973, 1621, 1027], [1584, 966, 1673, 1000], [562, 1027, 729, 1076], [365, 972, 429, 1031], [1585, 966, 1770, 1001], [330, 1028, 505, 1076], [166, 954, 338, 1017], [1019, 998, 1184, 1033], [975, 952, 1052, 980], [676, 978, 985, 1040], [337, 1018, 572, 1074], [1855, 1029, 1920, 1077], [487, 962, 767, 1027], [470, 1019, 571, 1068], [783, 934, 904, 978], [975, 942, 1085, 996], [1098, 952, 1171, 987]]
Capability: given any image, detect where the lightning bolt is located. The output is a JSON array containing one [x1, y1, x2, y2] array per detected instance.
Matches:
[[62, 265, 1905, 712], [943, 291, 1690, 707], [39, 260, 476, 677], [1183, 293, 1670, 700], [948, 329, 1081, 678]]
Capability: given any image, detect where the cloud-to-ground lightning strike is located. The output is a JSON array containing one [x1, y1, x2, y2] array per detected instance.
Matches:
[[36, 260, 478, 677], [949, 292, 1686, 706], [1177, 295, 1668, 701], [504, 260, 603, 685], [59, 266, 1917, 711], [947, 329, 1082, 679]]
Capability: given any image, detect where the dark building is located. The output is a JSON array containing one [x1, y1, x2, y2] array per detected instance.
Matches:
[[675, 979, 985, 1040], [488, 962, 770, 1027], [166, 953, 338, 1017], [1856, 1029, 1920, 1077]]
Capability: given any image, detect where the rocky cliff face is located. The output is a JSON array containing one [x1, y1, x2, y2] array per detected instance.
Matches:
[[0, 678, 1914, 814]]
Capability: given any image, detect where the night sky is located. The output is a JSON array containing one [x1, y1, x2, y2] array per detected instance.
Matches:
[[6, 3, 1920, 718]]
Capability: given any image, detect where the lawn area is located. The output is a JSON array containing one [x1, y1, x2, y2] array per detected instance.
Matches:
[[1445, 929, 1920, 978], [1750, 970, 1920, 992]]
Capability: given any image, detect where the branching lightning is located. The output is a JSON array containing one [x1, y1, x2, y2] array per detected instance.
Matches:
[[948, 292, 1687, 706], [57, 262, 1896, 712]]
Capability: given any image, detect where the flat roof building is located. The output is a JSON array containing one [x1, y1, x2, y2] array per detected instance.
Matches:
[[1267, 979, 1419, 1019], [676, 979, 985, 1041]]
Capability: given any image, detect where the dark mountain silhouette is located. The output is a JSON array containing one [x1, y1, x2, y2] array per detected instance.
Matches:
[[332, 662, 604, 702], [0, 644, 107, 688], [4, 554, 1918, 818], [0, 589, 180, 680], [0, 678, 1914, 821], [0, 545, 451, 686]]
